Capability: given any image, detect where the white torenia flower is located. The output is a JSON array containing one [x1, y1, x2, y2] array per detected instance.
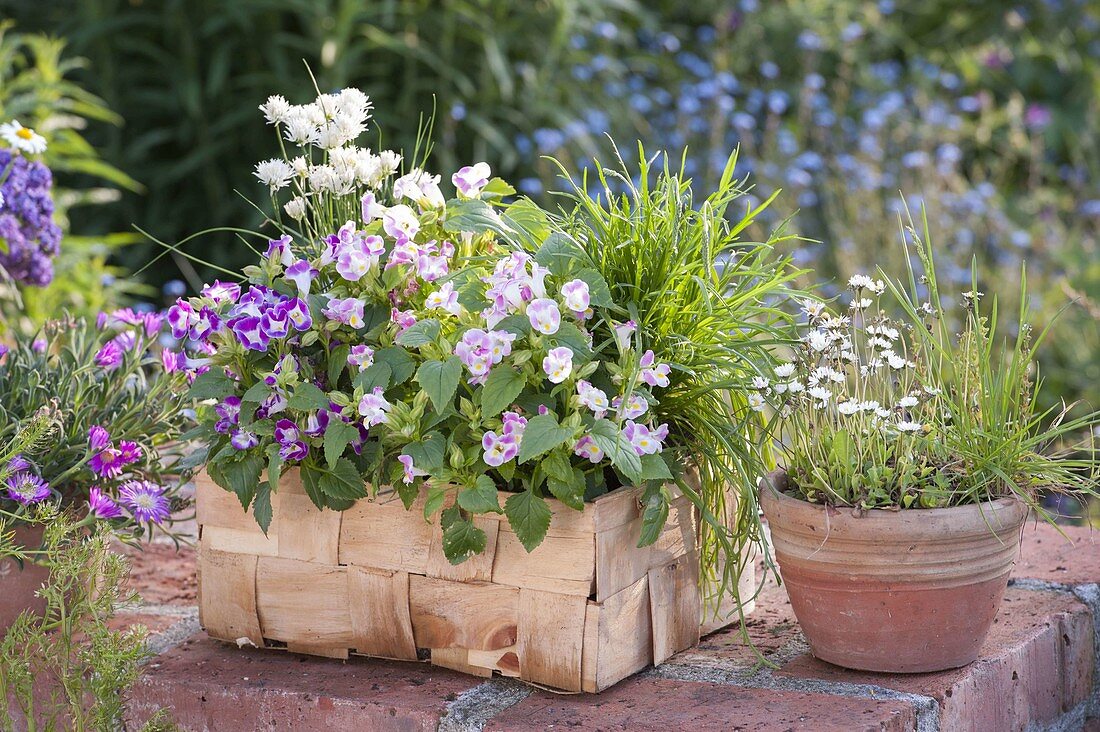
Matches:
[[542, 347, 573, 384], [748, 392, 767, 412], [382, 205, 421, 241], [425, 282, 461, 315], [0, 121, 46, 154], [452, 162, 492, 198], [259, 95, 292, 125], [393, 169, 445, 209], [254, 158, 294, 191], [284, 197, 308, 220]]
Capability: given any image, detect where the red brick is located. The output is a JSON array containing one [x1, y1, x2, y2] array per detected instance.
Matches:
[[108, 610, 188, 637], [1015, 521, 1100, 585], [486, 676, 917, 731], [674, 572, 801, 670], [119, 542, 197, 605], [778, 588, 1094, 731], [126, 633, 485, 731]]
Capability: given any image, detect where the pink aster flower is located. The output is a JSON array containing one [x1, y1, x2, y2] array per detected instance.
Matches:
[[6, 472, 50, 505], [542, 346, 573, 384], [94, 340, 124, 371], [88, 425, 111, 451], [161, 349, 183, 373], [452, 162, 491, 198], [526, 298, 561, 335]]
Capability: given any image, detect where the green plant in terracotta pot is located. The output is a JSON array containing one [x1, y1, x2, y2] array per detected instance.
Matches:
[[761, 210, 1099, 673]]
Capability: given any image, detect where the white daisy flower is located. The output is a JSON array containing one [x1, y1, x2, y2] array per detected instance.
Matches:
[[805, 330, 830, 352], [0, 120, 47, 154], [837, 401, 860, 415], [748, 392, 767, 412], [850, 298, 872, 310], [848, 274, 874, 291], [808, 386, 831, 402], [774, 362, 796, 378], [751, 376, 770, 390], [895, 420, 923, 433], [897, 396, 919, 409], [887, 353, 914, 370], [786, 380, 805, 394]]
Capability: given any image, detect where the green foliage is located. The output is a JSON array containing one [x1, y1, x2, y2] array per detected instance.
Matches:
[[0, 509, 177, 731], [0, 22, 146, 331]]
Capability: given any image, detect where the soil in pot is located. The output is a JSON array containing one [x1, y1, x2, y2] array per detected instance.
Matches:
[[760, 473, 1029, 673], [0, 524, 51, 632]]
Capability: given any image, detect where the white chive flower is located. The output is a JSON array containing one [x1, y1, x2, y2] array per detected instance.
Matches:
[[254, 158, 294, 191]]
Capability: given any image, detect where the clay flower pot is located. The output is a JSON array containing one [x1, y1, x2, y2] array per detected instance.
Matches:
[[760, 472, 1029, 673], [0, 524, 50, 631]]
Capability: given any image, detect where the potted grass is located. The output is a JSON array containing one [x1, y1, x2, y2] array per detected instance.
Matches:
[[760, 212, 1100, 673], [179, 89, 799, 691], [0, 316, 194, 629]]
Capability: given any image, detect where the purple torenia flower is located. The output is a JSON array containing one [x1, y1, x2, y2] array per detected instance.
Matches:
[[357, 387, 392, 427], [336, 235, 384, 281], [230, 316, 268, 351], [273, 419, 300, 446], [304, 408, 331, 437], [143, 312, 165, 338], [162, 349, 183, 373], [576, 380, 610, 418], [260, 307, 290, 340], [501, 411, 527, 438], [452, 162, 491, 198], [391, 308, 417, 333], [283, 297, 312, 331], [88, 425, 111, 451], [613, 320, 637, 350], [622, 421, 668, 456], [614, 393, 648, 420], [167, 299, 198, 339], [285, 259, 318, 296], [230, 429, 259, 450], [6, 472, 50, 504], [323, 297, 366, 328], [542, 346, 573, 384], [347, 345, 374, 372], [560, 279, 590, 314], [214, 396, 241, 434], [191, 307, 221, 341], [481, 430, 519, 467], [266, 234, 294, 266], [279, 440, 309, 461], [455, 329, 493, 382], [382, 204, 420, 241], [88, 486, 123, 519], [425, 282, 461, 315], [640, 350, 671, 387], [398, 454, 420, 484], [201, 280, 241, 304], [526, 298, 561, 335], [119, 480, 171, 524], [95, 340, 124, 370], [574, 436, 604, 463]]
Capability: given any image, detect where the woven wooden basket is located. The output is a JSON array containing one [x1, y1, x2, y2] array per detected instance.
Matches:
[[196, 469, 754, 692]]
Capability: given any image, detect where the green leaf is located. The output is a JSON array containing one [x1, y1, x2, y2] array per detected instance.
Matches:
[[442, 518, 488, 564], [188, 369, 235, 400], [404, 432, 447, 471], [287, 382, 329, 410], [317, 458, 367, 501], [548, 322, 593, 360], [415, 357, 462, 413], [373, 347, 416, 385], [217, 454, 264, 511], [324, 421, 359, 466], [481, 366, 525, 418], [299, 463, 327, 509], [547, 468, 586, 511], [396, 318, 442, 347], [638, 489, 670, 547], [354, 362, 392, 392], [444, 198, 512, 237], [504, 490, 553, 552], [540, 451, 573, 482], [589, 419, 643, 485], [534, 232, 586, 276], [574, 268, 615, 308], [457, 475, 503, 514], [423, 483, 447, 520], [494, 314, 530, 338], [265, 443, 284, 492], [329, 344, 350, 385], [516, 413, 573, 464], [639, 453, 674, 482], [481, 177, 516, 199], [241, 381, 270, 403], [253, 482, 273, 534]]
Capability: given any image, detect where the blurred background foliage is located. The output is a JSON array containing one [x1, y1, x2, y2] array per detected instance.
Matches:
[[0, 0, 1097, 418]]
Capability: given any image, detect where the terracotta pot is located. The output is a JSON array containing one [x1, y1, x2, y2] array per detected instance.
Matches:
[[0, 524, 50, 632], [760, 472, 1028, 673]]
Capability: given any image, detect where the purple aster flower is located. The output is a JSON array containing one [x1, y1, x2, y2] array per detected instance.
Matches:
[[31, 338, 47, 353], [117, 440, 143, 467], [88, 425, 111, 451], [5, 471, 50, 504], [88, 486, 123, 519], [143, 312, 165, 338], [230, 429, 259, 450], [526, 298, 561, 335], [94, 340, 124, 370], [88, 447, 125, 478], [118, 480, 171, 524], [279, 440, 309, 461], [6, 454, 30, 473]]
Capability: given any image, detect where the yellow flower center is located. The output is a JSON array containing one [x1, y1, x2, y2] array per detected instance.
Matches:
[[16, 128, 33, 140]]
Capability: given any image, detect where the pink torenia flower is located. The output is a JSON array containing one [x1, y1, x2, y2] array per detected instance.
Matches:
[[482, 430, 519, 467], [398, 454, 427, 485], [614, 393, 648, 420], [391, 308, 417, 333], [574, 436, 604, 463], [488, 330, 516, 364], [501, 411, 528, 439], [622, 421, 668, 456], [542, 346, 573, 384], [358, 386, 392, 427], [324, 297, 366, 328], [526, 298, 561, 335], [640, 350, 671, 387], [382, 204, 420, 241], [425, 282, 461, 315], [361, 192, 386, 222], [452, 162, 491, 198], [455, 329, 494, 381], [336, 235, 384, 282], [560, 279, 590, 314], [576, 381, 609, 418], [347, 345, 375, 372]]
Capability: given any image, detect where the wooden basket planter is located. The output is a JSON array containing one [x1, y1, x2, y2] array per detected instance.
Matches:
[[196, 470, 754, 692]]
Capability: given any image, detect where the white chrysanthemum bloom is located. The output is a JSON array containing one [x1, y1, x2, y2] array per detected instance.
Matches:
[[869, 336, 894, 351], [859, 400, 881, 412], [254, 158, 294, 191], [840, 349, 857, 362], [282, 110, 318, 146], [897, 396, 919, 409], [393, 169, 445, 209], [259, 95, 292, 125], [821, 314, 850, 330], [874, 407, 891, 419], [328, 146, 360, 174], [919, 302, 937, 316], [800, 300, 825, 319], [962, 290, 984, 302], [315, 121, 350, 150], [0, 120, 47, 154], [751, 376, 770, 390], [774, 362, 796, 378], [848, 274, 874, 291], [805, 330, 830, 352], [354, 150, 384, 187], [773, 381, 788, 395], [786, 380, 805, 394], [378, 150, 402, 176], [895, 420, 923, 433], [887, 353, 913, 370], [837, 401, 860, 415], [284, 196, 308, 220], [808, 386, 831, 402], [748, 392, 767, 412]]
